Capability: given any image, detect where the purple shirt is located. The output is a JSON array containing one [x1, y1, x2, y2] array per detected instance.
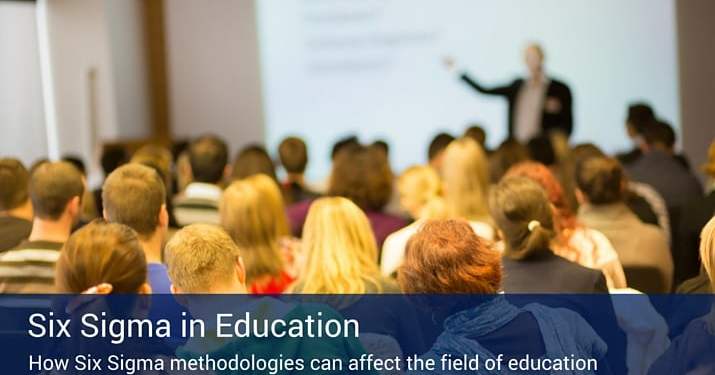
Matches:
[[286, 199, 407, 249]]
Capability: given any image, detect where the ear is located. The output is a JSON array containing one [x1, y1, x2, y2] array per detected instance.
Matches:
[[170, 284, 180, 295], [158, 204, 169, 229], [575, 188, 587, 205], [138, 282, 152, 295], [236, 257, 247, 285], [103, 208, 109, 221], [67, 196, 81, 219]]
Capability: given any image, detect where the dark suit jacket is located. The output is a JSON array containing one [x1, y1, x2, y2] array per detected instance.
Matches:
[[460, 74, 573, 138], [502, 251, 608, 293]]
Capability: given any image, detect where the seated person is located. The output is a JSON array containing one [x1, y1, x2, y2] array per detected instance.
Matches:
[[0, 162, 83, 293], [174, 135, 228, 226], [576, 157, 673, 292], [278, 136, 319, 204], [220, 174, 296, 294], [0, 158, 33, 251], [400, 219, 611, 375], [102, 164, 172, 293], [490, 176, 608, 293]]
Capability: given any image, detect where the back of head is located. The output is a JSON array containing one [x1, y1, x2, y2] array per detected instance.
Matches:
[[220, 174, 288, 282], [331, 135, 360, 160], [278, 136, 308, 174], [299, 197, 380, 294], [232, 144, 277, 181], [165, 224, 241, 293], [576, 157, 624, 205], [0, 158, 30, 211], [489, 139, 530, 183], [371, 140, 389, 157], [642, 120, 676, 149], [103, 163, 166, 238], [61, 155, 87, 176], [427, 132, 455, 162], [328, 144, 393, 212], [463, 125, 487, 147], [527, 134, 556, 166], [56, 220, 146, 293], [489, 176, 554, 260], [30, 161, 85, 220], [188, 135, 228, 184], [442, 137, 490, 221], [131, 144, 173, 187], [700, 216, 715, 291], [626, 103, 656, 134], [399, 219, 501, 294], [505, 161, 570, 217], [571, 143, 605, 170], [100, 146, 128, 176], [398, 165, 443, 219]]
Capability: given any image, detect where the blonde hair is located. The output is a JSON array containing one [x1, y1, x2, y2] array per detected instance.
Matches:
[[165, 224, 241, 293], [296, 197, 382, 294], [220, 174, 289, 283], [701, 216, 715, 291], [441, 137, 491, 221], [398, 165, 443, 219]]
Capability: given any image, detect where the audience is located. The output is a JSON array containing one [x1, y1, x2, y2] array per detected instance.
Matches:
[[488, 138, 530, 183], [617, 103, 656, 166], [505, 161, 626, 289], [220, 174, 295, 294], [174, 135, 228, 226], [0, 162, 84, 293], [131, 144, 180, 228], [490, 176, 608, 293], [676, 140, 715, 292], [427, 132, 455, 170], [381, 165, 444, 276], [92, 145, 128, 220], [278, 136, 318, 204], [399, 219, 611, 372], [231, 144, 278, 182], [0, 158, 33, 251], [576, 156, 673, 292], [55, 220, 149, 294], [292, 197, 398, 293], [441, 137, 495, 240], [102, 164, 171, 294], [463, 124, 487, 150], [289, 144, 407, 247]]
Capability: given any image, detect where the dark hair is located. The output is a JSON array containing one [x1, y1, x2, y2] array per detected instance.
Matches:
[[463, 125, 486, 146], [331, 135, 360, 160], [399, 219, 502, 294], [188, 135, 229, 183], [100, 146, 128, 176], [278, 137, 308, 174], [428, 132, 455, 161], [61, 155, 87, 176], [571, 143, 605, 169], [56, 220, 146, 293], [372, 140, 389, 157], [0, 158, 30, 210], [489, 176, 554, 260], [488, 139, 530, 183], [103, 164, 166, 237], [626, 103, 656, 134], [576, 156, 624, 204], [328, 144, 393, 211], [232, 144, 277, 181], [30, 162, 85, 220], [527, 135, 555, 166], [642, 120, 676, 148]]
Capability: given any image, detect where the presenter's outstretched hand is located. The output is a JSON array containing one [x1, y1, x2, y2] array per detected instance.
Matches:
[[443, 56, 456, 72]]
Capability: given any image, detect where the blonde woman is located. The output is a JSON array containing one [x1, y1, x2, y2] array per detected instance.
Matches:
[[381, 165, 445, 276], [293, 197, 398, 294], [220, 174, 296, 294], [441, 137, 495, 240]]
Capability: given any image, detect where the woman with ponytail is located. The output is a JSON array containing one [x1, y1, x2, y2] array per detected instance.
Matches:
[[489, 176, 608, 293]]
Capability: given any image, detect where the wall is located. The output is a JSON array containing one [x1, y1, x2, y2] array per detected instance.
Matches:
[[164, 0, 264, 157], [0, 2, 47, 165], [677, 0, 715, 183]]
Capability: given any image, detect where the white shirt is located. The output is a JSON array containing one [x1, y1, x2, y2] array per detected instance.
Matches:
[[514, 77, 548, 142]]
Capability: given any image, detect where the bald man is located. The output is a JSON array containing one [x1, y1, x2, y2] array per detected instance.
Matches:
[[446, 44, 573, 142]]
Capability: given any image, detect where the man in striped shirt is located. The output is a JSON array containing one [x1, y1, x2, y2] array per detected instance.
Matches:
[[0, 162, 84, 293]]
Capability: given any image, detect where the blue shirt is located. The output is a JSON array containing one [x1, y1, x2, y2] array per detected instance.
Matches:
[[147, 263, 172, 294]]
